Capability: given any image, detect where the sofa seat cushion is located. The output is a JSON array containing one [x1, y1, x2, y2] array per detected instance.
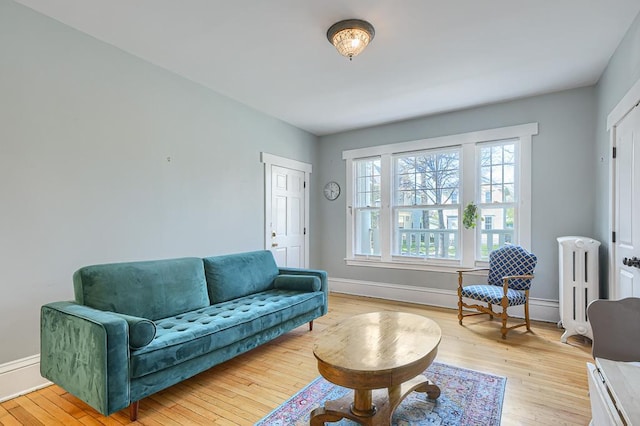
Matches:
[[461, 284, 527, 306], [129, 289, 324, 378]]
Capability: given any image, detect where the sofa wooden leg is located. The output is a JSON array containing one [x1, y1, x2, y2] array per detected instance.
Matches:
[[309, 320, 313, 331], [130, 401, 139, 421]]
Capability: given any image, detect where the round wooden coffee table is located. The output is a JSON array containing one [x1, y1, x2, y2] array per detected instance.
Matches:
[[310, 311, 442, 425]]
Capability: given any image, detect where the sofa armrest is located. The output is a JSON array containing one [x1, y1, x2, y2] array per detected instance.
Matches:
[[278, 268, 329, 314], [40, 301, 131, 416]]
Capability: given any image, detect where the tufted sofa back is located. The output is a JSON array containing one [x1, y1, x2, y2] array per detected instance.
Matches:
[[203, 250, 279, 304], [73, 257, 210, 320]]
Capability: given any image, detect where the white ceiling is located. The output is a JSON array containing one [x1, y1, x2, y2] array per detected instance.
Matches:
[[13, 0, 640, 136]]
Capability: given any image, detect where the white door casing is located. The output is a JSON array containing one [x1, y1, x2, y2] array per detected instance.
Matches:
[[261, 153, 311, 268], [608, 77, 640, 300], [612, 105, 640, 299]]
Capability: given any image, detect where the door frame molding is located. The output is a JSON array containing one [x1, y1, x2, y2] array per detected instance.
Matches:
[[607, 77, 640, 300], [261, 153, 312, 268]]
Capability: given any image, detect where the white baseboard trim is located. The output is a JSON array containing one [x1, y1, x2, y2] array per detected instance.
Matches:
[[0, 354, 51, 402], [329, 277, 560, 323]]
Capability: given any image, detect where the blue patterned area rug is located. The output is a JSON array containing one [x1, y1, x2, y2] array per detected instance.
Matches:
[[255, 362, 506, 425]]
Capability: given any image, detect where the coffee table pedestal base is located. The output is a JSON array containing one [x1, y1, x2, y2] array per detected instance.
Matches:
[[309, 375, 440, 426]]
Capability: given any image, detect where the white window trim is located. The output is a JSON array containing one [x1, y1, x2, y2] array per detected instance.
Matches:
[[343, 123, 538, 272]]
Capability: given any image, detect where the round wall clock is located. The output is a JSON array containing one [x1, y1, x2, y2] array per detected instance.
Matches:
[[323, 181, 340, 201]]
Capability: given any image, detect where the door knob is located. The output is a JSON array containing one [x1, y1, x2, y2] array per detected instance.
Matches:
[[623, 257, 640, 268], [271, 231, 276, 238]]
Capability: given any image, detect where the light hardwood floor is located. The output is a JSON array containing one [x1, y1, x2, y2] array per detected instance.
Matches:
[[1, 293, 594, 425]]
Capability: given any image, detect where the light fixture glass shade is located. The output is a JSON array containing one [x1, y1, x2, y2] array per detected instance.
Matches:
[[331, 28, 371, 58], [327, 19, 375, 60]]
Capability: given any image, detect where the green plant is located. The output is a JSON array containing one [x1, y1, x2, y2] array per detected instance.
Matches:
[[463, 202, 479, 229]]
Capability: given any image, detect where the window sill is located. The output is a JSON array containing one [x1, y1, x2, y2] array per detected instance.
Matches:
[[345, 258, 489, 274]]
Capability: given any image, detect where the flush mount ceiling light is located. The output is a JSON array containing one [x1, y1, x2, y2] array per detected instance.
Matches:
[[326, 19, 375, 61]]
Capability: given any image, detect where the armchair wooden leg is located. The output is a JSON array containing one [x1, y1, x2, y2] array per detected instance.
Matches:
[[309, 320, 313, 331], [524, 291, 531, 331], [130, 401, 139, 421], [457, 272, 464, 325], [487, 303, 494, 320], [500, 297, 509, 339]]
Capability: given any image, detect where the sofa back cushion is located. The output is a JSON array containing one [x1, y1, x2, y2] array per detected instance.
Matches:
[[203, 250, 279, 303], [73, 257, 210, 320]]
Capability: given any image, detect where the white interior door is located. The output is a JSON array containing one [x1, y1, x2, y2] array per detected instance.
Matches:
[[269, 165, 306, 268], [614, 104, 640, 299]]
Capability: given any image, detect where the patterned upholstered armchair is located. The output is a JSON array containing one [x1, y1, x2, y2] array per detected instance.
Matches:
[[457, 245, 537, 339]]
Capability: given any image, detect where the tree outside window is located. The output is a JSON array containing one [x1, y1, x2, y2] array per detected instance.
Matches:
[[394, 149, 460, 259]]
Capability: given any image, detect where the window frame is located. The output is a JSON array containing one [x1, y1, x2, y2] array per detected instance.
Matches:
[[392, 147, 462, 261], [353, 157, 382, 257], [476, 139, 519, 261], [343, 123, 537, 272]]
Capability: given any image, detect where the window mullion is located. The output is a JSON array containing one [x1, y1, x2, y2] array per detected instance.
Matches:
[[461, 143, 476, 267], [379, 154, 392, 262]]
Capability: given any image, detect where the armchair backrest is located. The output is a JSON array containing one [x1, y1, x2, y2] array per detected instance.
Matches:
[[487, 245, 537, 290]]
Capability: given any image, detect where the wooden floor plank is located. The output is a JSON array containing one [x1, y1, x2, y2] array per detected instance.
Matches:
[[4, 405, 43, 426], [0, 404, 10, 418], [38, 388, 85, 419], [26, 392, 84, 425], [10, 395, 61, 426], [75, 415, 106, 426], [0, 412, 26, 426], [6, 293, 594, 425]]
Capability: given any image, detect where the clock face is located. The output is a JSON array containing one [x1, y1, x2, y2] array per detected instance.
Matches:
[[323, 181, 340, 201]]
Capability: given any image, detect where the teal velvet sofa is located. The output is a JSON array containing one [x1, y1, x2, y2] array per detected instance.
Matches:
[[40, 250, 327, 420]]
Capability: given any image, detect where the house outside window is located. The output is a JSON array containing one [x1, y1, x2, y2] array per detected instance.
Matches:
[[447, 216, 458, 230], [343, 123, 537, 271], [484, 216, 494, 230]]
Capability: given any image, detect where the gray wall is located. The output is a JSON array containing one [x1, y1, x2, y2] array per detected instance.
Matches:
[[594, 12, 640, 296], [0, 0, 318, 364], [317, 87, 597, 302]]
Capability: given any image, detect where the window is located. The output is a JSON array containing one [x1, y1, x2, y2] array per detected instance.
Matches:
[[394, 149, 460, 259], [344, 123, 537, 270], [353, 158, 381, 255], [478, 140, 516, 259]]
